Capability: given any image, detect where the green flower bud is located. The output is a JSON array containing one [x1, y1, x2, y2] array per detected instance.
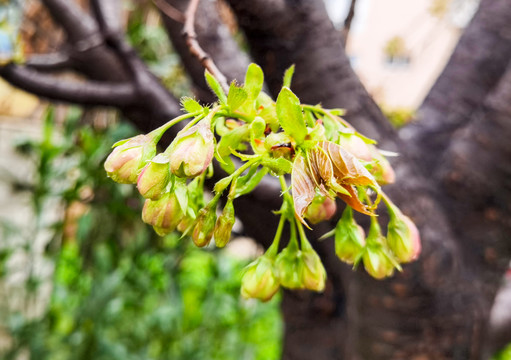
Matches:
[[169, 120, 214, 178], [192, 202, 217, 247], [275, 247, 303, 289], [366, 150, 395, 185], [241, 255, 280, 302], [387, 214, 421, 263], [104, 135, 156, 184], [362, 244, 396, 279], [136, 154, 170, 200], [300, 248, 326, 292], [141, 192, 184, 236], [362, 219, 396, 279], [334, 207, 366, 264], [305, 195, 337, 225], [214, 201, 235, 248]]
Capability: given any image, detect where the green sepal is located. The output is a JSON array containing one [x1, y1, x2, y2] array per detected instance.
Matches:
[[214, 176, 232, 194]]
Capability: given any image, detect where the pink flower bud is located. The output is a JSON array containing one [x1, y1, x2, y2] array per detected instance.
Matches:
[[300, 248, 326, 292], [141, 192, 184, 236], [241, 255, 280, 302], [214, 201, 235, 248], [338, 132, 373, 161], [305, 195, 337, 225], [169, 120, 214, 178], [136, 154, 170, 200], [387, 215, 421, 263], [366, 151, 395, 185], [104, 135, 156, 184], [192, 203, 217, 247]]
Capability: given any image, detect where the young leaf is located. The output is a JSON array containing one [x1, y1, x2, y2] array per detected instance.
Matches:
[[276, 87, 307, 145], [291, 154, 316, 226], [227, 82, 248, 111], [244, 63, 264, 100], [205, 69, 227, 104], [235, 167, 269, 198], [180, 97, 203, 113], [262, 156, 293, 175], [283, 64, 295, 88]]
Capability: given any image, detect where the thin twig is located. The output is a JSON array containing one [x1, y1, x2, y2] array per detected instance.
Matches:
[[153, 0, 185, 23], [341, 0, 357, 47], [182, 0, 229, 93]]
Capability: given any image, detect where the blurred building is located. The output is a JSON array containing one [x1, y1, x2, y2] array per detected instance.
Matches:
[[325, 0, 479, 109]]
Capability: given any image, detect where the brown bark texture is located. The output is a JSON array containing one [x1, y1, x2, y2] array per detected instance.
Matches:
[[2, 0, 511, 359]]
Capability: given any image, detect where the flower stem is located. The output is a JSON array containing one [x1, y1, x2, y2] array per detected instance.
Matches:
[[150, 111, 202, 142]]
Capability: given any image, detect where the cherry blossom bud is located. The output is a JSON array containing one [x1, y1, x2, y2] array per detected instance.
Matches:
[[241, 255, 280, 302], [368, 151, 395, 185], [214, 201, 235, 248], [141, 192, 183, 236], [169, 120, 214, 178], [362, 245, 396, 279], [192, 202, 217, 247], [387, 214, 421, 263], [104, 135, 156, 184], [334, 207, 366, 264], [305, 195, 337, 225], [275, 247, 303, 289], [136, 154, 170, 200], [300, 248, 326, 292], [338, 132, 373, 161]]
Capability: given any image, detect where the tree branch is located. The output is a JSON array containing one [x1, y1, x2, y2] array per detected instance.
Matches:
[[402, 0, 511, 173], [0, 63, 136, 106], [25, 52, 73, 72], [89, 0, 123, 36], [153, 0, 185, 23], [183, 0, 229, 93], [159, 0, 250, 102]]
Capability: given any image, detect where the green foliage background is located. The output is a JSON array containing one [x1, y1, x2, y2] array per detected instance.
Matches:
[[0, 107, 282, 360]]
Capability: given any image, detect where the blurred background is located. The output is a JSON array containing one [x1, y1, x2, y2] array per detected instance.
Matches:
[[0, 0, 510, 359]]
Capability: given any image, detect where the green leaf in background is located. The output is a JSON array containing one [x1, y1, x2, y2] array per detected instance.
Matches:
[[180, 97, 203, 113], [282, 64, 295, 88], [227, 82, 248, 111], [276, 87, 307, 145], [244, 63, 264, 100], [205, 69, 227, 104]]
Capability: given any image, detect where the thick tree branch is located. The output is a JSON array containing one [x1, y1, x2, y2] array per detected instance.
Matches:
[[402, 0, 511, 173], [25, 52, 73, 72], [0, 64, 136, 106], [89, 0, 123, 36]]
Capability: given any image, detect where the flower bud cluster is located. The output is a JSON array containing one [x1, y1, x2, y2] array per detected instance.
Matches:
[[103, 63, 421, 303], [241, 243, 326, 302]]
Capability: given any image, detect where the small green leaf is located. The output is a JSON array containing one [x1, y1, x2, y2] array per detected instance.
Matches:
[[216, 125, 250, 173], [261, 156, 293, 175], [205, 70, 227, 104], [235, 167, 269, 198], [180, 97, 203, 113], [276, 87, 307, 144], [244, 63, 264, 100], [282, 64, 295, 88], [227, 82, 248, 111]]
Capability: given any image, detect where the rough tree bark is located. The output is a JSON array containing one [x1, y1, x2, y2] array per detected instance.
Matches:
[[1, 0, 511, 359]]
